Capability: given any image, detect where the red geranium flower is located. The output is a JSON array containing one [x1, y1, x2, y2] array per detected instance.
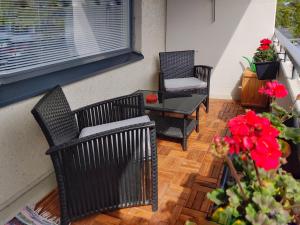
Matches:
[[223, 136, 240, 154], [260, 38, 272, 45], [259, 81, 288, 98], [258, 44, 270, 51], [227, 110, 281, 171], [250, 136, 281, 171]]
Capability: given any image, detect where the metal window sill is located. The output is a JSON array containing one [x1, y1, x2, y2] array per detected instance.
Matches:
[[0, 51, 144, 107]]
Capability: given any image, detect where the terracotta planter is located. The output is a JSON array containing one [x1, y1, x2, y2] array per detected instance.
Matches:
[[254, 61, 279, 80]]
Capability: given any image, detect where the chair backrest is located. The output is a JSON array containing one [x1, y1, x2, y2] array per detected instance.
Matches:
[[159, 50, 195, 79], [31, 86, 79, 147]]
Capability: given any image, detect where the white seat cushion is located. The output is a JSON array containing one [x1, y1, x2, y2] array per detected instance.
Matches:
[[79, 115, 152, 158], [164, 77, 207, 92], [79, 115, 150, 138]]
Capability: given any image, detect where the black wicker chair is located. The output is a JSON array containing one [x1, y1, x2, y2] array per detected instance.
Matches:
[[159, 50, 213, 112], [31, 86, 158, 225]]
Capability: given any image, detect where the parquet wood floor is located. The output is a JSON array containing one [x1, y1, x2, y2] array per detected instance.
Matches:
[[36, 99, 244, 225]]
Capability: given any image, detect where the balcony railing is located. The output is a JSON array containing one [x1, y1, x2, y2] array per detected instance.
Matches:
[[274, 28, 300, 79], [273, 29, 300, 115]]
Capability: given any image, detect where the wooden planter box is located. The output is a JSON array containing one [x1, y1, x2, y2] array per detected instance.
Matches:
[[241, 69, 269, 108]]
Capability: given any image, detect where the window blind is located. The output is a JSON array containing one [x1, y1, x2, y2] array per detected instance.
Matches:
[[0, 0, 131, 83]]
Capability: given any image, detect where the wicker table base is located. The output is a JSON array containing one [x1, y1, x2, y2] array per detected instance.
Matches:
[[149, 112, 199, 150], [136, 90, 206, 150]]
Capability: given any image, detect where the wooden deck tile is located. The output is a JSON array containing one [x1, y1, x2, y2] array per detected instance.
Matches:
[[35, 99, 243, 225]]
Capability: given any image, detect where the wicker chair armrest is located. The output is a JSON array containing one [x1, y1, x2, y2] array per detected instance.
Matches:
[[194, 65, 213, 83], [73, 93, 144, 130], [46, 121, 155, 155]]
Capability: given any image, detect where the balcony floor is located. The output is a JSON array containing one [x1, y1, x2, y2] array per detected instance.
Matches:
[[36, 99, 244, 225]]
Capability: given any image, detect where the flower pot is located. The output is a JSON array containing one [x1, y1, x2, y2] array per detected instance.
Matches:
[[282, 118, 300, 179], [254, 61, 279, 80], [207, 162, 232, 219], [241, 69, 269, 108]]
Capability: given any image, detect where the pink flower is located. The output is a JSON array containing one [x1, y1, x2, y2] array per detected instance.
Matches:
[[259, 81, 288, 98], [243, 136, 254, 150]]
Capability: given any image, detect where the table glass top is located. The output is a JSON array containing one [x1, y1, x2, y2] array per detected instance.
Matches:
[[136, 90, 207, 115]]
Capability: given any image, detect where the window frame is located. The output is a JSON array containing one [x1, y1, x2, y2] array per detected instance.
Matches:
[[0, 0, 144, 107]]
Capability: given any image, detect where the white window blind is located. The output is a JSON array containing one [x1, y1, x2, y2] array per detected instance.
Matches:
[[0, 0, 131, 83]]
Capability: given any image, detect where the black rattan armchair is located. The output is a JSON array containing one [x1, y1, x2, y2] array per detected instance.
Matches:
[[32, 86, 158, 225], [159, 50, 212, 112]]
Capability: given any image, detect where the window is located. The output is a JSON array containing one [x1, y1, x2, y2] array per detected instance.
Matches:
[[0, 0, 132, 84]]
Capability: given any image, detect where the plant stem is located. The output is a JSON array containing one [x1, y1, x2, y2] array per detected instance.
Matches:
[[252, 160, 263, 187], [278, 99, 297, 123], [225, 155, 247, 201]]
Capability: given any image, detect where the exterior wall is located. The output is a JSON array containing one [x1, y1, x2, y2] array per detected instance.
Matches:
[[0, 0, 166, 222], [166, 0, 277, 100]]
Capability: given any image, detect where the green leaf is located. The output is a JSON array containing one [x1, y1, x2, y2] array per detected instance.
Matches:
[[276, 210, 292, 225], [232, 220, 247, 225], [243, 56, 256, 72], [226, 188, 241, 208], [252, 192, 274, 214], [245, 203, 257, 222], [185, 221, 197, 225], [270, 102, 289, 117], [294, 194, 300, 204], [262, 112, 300, 144], [207, 189, 226, 206], [261, 113, 285, 131], [211, 207, 232, 225], [245, 205, 273, 225], [260, 180, 277, 196], [250, 190, 292, 224], [282, 126, 300, 144]]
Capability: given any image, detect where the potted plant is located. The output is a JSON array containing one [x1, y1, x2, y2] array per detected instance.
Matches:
[[253, 38, 279, 80], [243, 56, 256, 73], [207, 82, 300, 225], [259, 81, 300, 176]]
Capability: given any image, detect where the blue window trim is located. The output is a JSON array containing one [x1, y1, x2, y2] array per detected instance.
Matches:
[[0, 51, 144, 107]]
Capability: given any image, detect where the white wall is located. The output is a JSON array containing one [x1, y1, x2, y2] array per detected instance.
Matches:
[[0, 0, 166, 222], [166, 0, 277, 99]]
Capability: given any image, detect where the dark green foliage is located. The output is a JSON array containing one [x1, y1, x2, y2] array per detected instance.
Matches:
[[276, 0, 300, 38], [262, 102, 300, 144], [243, 57, 256, 73], [207, 162, 297, 225], [253, 46, 277, 63], [0, 0, 65, 29]]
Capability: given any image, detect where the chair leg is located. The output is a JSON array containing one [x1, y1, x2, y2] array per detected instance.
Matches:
[[182, 115, 188, 150], [152, 198, 158, 212], [196, 106, 200, 133], [59, 195, 70, 225], [151, 129, 158, 212], [61, 217, 71, 225], [205, 97, 209, 113], [151, 171, 158, 212]]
